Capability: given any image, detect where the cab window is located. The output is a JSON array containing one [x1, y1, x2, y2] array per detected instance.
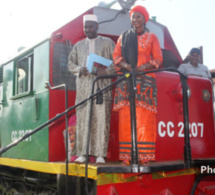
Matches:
[[14, 54, 33, 96]]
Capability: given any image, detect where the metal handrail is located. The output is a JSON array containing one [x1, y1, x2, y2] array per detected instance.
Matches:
[[84, 67, 191, 195], [84, 73, 129, 194], [0, 68, 192, 194], [136, 67, 191, 168], [0, 74, 125, 155], [45, 82, 69, 195]]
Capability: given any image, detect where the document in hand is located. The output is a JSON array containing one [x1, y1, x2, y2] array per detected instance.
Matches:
[[87, 53, 113, 74]]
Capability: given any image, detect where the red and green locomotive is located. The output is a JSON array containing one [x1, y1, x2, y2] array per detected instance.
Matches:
[[0, 2, 214, 195]]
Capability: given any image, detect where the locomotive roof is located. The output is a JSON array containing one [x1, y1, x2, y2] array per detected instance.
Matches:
[[1, 38, 49, 66]]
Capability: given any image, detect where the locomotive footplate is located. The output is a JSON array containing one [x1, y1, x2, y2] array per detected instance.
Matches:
[[1, 157, 215, 176], [1, 157, 215, 194]]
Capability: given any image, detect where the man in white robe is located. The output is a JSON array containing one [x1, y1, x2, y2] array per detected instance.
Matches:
[[68, 14, 115, 163]]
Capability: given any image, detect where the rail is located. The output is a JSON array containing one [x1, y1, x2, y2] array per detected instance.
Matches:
[[0, 68, 191, 194], [86, 67, 191, 174], [45, 82, 69, 195]]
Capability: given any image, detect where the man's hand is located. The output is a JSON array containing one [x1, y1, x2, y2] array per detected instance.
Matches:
[[81, 67, 89, 76], [97, 68, 107, 75]]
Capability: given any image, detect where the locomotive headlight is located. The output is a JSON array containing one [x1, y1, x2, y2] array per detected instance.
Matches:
[[202, 89, 211, 102]]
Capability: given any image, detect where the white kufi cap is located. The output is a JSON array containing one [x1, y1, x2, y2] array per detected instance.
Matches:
[[83, 14, 98, 23]]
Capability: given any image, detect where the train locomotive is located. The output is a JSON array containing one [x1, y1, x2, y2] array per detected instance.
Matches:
[[0, 1, 215, 194]]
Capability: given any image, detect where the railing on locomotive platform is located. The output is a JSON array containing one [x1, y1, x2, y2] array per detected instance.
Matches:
[[0, 67, 193, 170], [0, 68, 191, 166], [0, 67, 214, 195], [90, 68, 192, 171]]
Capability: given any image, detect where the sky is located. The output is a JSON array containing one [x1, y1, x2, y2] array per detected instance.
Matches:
[[0, 0, 214, 70]]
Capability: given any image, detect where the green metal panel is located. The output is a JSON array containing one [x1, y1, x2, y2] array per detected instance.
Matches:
[[0, 84, 2, 118], [34, 41, 50, 92], [0, 65, 3, 147], [1, 40, 50, 161]]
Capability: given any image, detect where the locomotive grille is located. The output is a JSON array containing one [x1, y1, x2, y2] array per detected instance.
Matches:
[[53, 42, 76, 90]]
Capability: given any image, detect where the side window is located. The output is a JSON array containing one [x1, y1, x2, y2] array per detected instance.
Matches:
[[53, 42, 76, 90], [14, 54, 33, 96]]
